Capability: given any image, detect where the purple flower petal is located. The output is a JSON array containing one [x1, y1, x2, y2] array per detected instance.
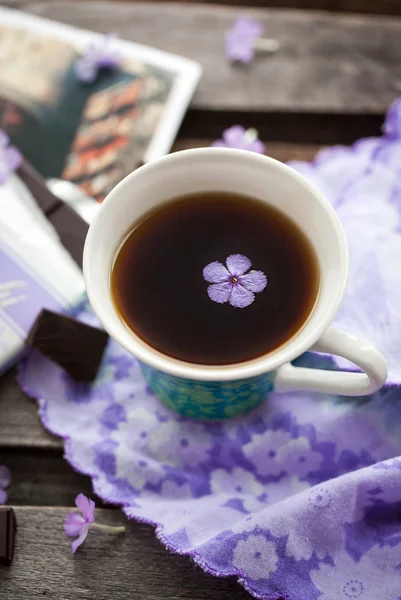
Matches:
[[248, 139, 265, 154], [225, 18, 263, 63], [234, 17, 263, 39], [98, 54, 120, 69], [207, 282, 233, 304], [211, 126, 263, 152], [229, 284, 255, 308], [0, 466, 11, 489], [5, 146, 22, 171], [204, 254, 266, 308], [75, 493, 95, 522], [239, 270, 267, 293], [74, 58, 98, 84], [203, 261, 230, 283], [98, 35, 121, 69], [383, 98, 401, 139], [223, 126, 248, 149], [64, 512, 86, 537], [225, 43, 254, 64], [71, 523, 90, 553], [226, 254, 251, 276], [0, 130, 22, 185], [0, 489, 7, 505], [75, 33, 121, 84], [210, 140, 226, 148], [0, 130, 9, 148]]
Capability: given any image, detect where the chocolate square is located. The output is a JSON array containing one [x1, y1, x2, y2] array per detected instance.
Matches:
[[17, 159, 89, 268], [0, 507, 17, 567], [47, 204, 89, 269], [18, 159, 61, 214], [26, 309, 109, 382]]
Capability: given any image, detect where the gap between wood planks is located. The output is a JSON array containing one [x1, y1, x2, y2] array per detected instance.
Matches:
[[4, 0, 401, 17], [0, 447, 100, 506], [179, 110, 384, 145]]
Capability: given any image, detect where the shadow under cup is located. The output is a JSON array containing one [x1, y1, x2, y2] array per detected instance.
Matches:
[[83, 149, 348, 420]]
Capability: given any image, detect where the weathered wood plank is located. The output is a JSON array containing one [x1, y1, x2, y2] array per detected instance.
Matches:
[[179, 110, 383, 144], [0, 449, 98, 506], [4, 0, 401, 17], [5, 2, 401, 114], [0, 507, 251, 599]]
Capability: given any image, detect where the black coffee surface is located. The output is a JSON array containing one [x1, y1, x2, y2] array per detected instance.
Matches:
[[111, 192, 320, 365]]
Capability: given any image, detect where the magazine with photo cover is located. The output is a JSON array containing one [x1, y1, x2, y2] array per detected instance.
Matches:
[[0, 8, 201, 201]]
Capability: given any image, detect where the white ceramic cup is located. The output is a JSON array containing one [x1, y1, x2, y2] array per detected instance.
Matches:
[[83, 148, 387, 420]]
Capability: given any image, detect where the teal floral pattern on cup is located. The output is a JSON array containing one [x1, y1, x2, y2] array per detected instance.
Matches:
[[139, 361, 274, 420]]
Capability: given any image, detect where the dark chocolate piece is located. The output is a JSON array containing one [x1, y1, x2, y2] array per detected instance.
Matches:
[[26, 309, 109, 382], [17, 159, 89, 268], [47, 204, 89, 269], [0, 507, 17, 567], [18, 159, 61, 214]]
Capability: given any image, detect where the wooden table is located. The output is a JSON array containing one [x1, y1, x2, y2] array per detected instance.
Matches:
[[0, 1, 400, 598]]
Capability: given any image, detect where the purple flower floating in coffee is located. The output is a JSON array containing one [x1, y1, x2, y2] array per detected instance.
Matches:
[[212, 126, 265, 154], [225, 17, 280, 63], [0, 130, 22, 186], [203, 254, 267, 308], [75, 33, 121, 84], [64, 493, 125, 553], [0, 465, 11, 505]]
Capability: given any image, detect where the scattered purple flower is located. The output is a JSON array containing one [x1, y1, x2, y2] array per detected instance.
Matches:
[[0, 465, 11, 505], [383, 97, 401, 139], [64, 493, 95, 553], [225, 17, 279, 63], [225, 17, 263, 63], [203, 254, 267, 308], [64, 493, 125, 553], [75, 33, 121, 84], [0, 130, 22, 186], [212, 126, 264, 153]]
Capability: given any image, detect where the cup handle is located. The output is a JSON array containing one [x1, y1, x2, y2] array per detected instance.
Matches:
[[274, 327, 388, 396]]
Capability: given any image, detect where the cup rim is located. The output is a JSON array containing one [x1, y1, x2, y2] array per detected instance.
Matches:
[[83, 148, 349, 381]]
